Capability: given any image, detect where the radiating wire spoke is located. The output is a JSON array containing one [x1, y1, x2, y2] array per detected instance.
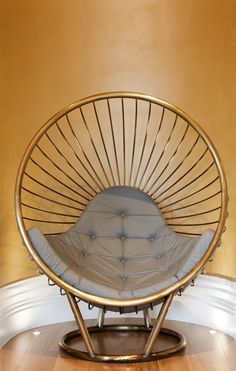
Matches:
[[135, 107, 165, 187], [121, 98, 126, 185], [23, 217, 75, 224], [167, 220, 219, 227], [143, 114, 178, 191], [175, 231, 202, 236], [36, 144, 93, 198], [29, 156, 90, 202], [157, 161, 215, 204], [80, 106, 111, 187], [107, 99, 121, 185], [152, 135, 201, 197], [22, 187, 83, 211], [45, 130, 99, 193], [56, 121, 101, 194], [21, 202, 80, 218], [159, 177, 220, 211], [148, 123, 190, 195], [165, 206, 221, 220], [25, 173, 87, 206], [93, 101, 116, 185], [154, 148, 211, 201], [65, 114, 104, 191], [129, 98, 139, 185], [161, 190, 221, 213]]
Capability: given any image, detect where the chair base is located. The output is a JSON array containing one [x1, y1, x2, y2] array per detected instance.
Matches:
[[59, 324, 186, 363]]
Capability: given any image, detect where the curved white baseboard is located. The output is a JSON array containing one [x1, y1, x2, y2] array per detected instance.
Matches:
[[0, 275, 235, 347]]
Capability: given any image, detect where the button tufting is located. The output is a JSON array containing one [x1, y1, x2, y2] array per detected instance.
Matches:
[[91, 234, 95, 239], [121, 212, 125, 217], [122, 277, 126, 281], [121, 236, 125, 240], [121, 258, 125, 263]]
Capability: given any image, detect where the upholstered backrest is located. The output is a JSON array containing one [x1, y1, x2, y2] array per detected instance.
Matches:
[[27, 186, 214, 300]]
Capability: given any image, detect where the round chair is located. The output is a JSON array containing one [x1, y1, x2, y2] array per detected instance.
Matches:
[[15, 92, 228, 362]]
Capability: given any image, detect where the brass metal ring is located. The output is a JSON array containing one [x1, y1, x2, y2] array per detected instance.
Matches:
[[59, 324, 186, 363]]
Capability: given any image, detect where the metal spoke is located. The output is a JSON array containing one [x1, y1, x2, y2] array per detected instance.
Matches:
[[129, 98, 139, 185], [21, 202, 80, 218], [107, 99, 121, 185], [156, 161, 215, 204], [165, 206, 221, 220], [135, 107, 165, 188], [29, 156, 90, 202], [148, 123, 190, 195], [66, 114, 104, 190], [24, 173, 86, 206], [22, 187, 83, 211], [93, 101, 116, 185], [121, 98, 126, 184], [36, 143, 93, 197], [159, 177, 220, 211], [80, 106, 111, 187], [144, 114, 178, 192]]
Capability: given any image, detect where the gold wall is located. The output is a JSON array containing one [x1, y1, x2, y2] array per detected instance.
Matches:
[[1, 0, 236, 286]]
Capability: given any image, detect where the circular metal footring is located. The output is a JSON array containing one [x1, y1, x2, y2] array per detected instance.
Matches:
[[59, 324, 186, 363]]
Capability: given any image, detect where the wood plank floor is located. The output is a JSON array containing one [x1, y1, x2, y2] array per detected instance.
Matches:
[[1, 319, 236, 371]]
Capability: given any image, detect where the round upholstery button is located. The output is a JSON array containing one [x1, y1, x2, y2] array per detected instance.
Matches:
[[121, 236, 125, 240], [121, 259, 125, 263], [149, 237, 154, 241], [122, 277, 126, 281], [91, 234, 95, 239], [121, 212, 125, 217]]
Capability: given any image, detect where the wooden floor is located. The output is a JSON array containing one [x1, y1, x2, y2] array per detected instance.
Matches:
[[1, 319, 236, 371]]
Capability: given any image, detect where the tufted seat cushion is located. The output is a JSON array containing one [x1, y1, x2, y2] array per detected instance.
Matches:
[[28, 186, 214, 300]]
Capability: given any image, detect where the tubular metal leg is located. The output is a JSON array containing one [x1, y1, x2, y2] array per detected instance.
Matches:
[[97, 308, 105, 328], [60, 290, 185, 363], [143, 308, 152, 328], [66, 292, 96, 358], [143, 292, 175, 357]]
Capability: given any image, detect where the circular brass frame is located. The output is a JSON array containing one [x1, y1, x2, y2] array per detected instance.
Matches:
[[59, 324, 186, 363], [15, 91, 228, 309]]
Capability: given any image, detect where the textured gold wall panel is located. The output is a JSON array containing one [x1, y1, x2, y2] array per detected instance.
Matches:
[[1, 0, 235, 286]]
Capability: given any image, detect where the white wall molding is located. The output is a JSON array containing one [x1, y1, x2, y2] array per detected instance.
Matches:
[[0, 275, 235, 347]]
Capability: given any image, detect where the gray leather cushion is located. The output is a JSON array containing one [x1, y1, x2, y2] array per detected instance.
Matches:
[[28, 186, 214, 299]]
